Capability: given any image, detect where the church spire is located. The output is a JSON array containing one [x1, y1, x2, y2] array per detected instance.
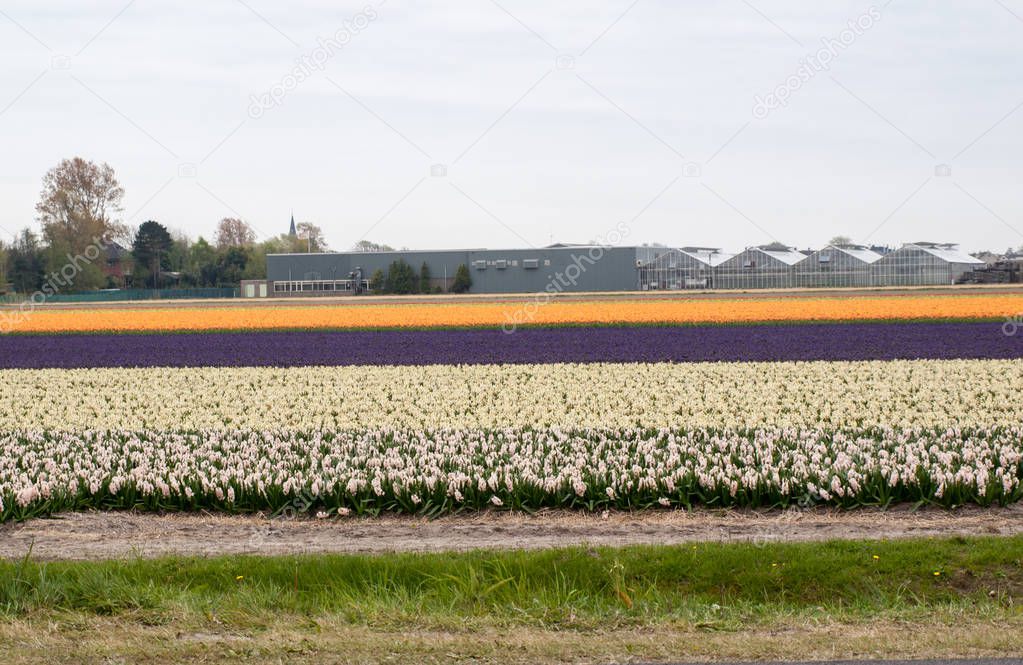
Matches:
[[289, 212, 297, 238]]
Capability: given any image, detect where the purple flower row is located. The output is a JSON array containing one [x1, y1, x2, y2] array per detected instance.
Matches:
[[0, 322, 1020, 369]]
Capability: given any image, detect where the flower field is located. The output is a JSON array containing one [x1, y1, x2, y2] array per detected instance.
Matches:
[[1, 291, 1022, 521], [1, 321, 1022, 368], [3, 291, 1022, 334], [4, 426, 1022, 521], [2, 361, 1022, 431]]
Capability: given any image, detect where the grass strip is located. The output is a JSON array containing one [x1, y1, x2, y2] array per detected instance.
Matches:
[[2, 536, 1021, 627]]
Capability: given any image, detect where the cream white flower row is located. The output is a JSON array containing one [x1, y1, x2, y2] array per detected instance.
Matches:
[[1, 359, 1022, 432], [2, 426, 1020, 518]]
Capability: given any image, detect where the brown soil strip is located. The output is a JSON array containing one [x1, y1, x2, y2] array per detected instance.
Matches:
[[2, 505, 1020, 561], [4, 284, 1021, 311], [1, 617, 1020, 664]]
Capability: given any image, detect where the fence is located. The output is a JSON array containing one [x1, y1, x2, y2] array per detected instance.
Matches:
[[0, 288, 239, 304]]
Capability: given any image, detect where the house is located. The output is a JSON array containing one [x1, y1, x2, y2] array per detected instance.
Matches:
[[102, 241, 133, 288]]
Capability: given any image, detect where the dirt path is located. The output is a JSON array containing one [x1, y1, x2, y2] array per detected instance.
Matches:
[[3, 618, 1022, 664], [2, 505, 1020, 560]]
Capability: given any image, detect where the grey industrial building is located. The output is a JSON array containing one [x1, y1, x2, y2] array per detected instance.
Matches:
[[250, 241, 985, 297], [263, 245, 657, 295]]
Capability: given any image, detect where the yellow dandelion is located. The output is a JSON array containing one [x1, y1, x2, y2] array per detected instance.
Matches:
[[236, 575, 244, 580], [872, 555, 879, 560]]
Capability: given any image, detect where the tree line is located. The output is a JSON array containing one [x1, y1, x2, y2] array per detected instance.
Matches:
[[0, 158, 327, 294], [367, 260, 472, 295]]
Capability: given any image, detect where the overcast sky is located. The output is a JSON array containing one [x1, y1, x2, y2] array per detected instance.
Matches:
[[1, 1, 1021, 253]]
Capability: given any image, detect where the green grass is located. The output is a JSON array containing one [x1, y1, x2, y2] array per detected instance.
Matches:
[[2, 536, 1022, 629], [3, 536, 1022, 663]]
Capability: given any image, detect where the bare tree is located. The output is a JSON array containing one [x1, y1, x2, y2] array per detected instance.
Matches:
[[828, 235, 854, 246], [36, 157, 125, 254], [215, 217, 256, 249], [352, 239, 394, 252], [295, 222, 327, 252]]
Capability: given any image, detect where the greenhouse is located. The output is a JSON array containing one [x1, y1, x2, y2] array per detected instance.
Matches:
[[713, 244, 808, 290], [794, 245, 883, 288], [257, 241, 985, 295], [636, 247, 733, 290], [871, 242, 985, 286]]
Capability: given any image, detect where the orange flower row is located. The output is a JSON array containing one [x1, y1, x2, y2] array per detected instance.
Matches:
[[2, 293, 1021, 335]]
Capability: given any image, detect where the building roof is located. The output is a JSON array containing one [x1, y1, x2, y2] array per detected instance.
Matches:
[[105, 241, 130, 261], [679, 247, 734, 266], [267, 241, 982, 267], [908, 243, 984, 265], [754, 246, 807, 265], [831, 245, 883, 264], [545, 242, 625, 249]]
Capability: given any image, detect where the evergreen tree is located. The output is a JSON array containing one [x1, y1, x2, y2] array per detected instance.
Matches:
[[450, 263, 472, 293], [131, 220, 173, 288], [7, 230, 46, 294], [386, 259, 416, 294], [419, 262, 431, 294], [369, 268, 386, 292]]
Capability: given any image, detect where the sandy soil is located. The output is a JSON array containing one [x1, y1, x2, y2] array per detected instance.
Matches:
[[1, 505, 1020, 561], [3, 617, 1022, 664]]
